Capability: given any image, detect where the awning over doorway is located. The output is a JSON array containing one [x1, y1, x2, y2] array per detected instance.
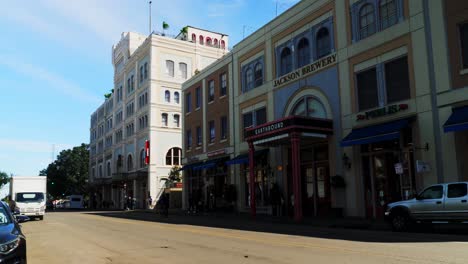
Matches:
[[225, 149, 269, 165], [179, 161, 204, 171], [192, 157, 229, 171], [443, 106, 468, 133], [341, 118, 411, 147]]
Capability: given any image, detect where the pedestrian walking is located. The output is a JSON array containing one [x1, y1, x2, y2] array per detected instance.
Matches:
[[147, 196, 153, 209]]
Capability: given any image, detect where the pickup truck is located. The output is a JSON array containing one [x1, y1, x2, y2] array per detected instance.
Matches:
[[385, 182, 468, 231]]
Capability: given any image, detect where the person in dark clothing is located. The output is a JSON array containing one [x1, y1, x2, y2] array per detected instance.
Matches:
[[270, 183, 282, 217], [161, 193, 169, 217]]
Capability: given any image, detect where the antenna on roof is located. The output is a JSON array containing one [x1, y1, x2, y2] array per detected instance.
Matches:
[[149, 1, 152, 34]]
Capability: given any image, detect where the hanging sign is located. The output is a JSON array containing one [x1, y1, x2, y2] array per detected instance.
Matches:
[[356, 104, 409, 121], [416, 160, 431, 173], [145, 140, 150, 165]]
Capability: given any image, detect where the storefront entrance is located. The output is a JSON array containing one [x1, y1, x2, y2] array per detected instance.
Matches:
[[301, 162, 331, 217], [361, 140, 416, 219]]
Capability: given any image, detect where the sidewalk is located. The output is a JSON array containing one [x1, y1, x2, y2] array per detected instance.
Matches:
[[134, 208, 390, 231]]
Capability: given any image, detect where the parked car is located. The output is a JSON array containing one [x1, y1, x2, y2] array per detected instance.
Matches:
[[0, 201, 28, 263], [385, 182, 468, 231]]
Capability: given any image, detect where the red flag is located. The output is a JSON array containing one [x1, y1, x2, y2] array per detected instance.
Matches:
[[145, 140, 150, 165]]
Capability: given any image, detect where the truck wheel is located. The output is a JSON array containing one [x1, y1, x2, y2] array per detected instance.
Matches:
[[391, 213, 410, 232], [38, 216, 44, 221]]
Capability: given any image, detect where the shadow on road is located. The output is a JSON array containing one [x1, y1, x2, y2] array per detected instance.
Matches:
[[85, 210, 468, 243]]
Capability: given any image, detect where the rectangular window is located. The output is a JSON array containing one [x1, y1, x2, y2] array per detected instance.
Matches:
[[209, 120, 215, 143], [447, 183, 467, 198], [196, 87, 201, 109], [208, 80, 215, 102], [179, 63, 187, 79], [144, 63, 148, 79], [174, 114, 180, 127], [221, 116, 227, 140], [460, 23, 468, 69], [356, 67, 379, 111], [186, 129, 192, 149], [242, 112, 253, 139], [255, 108, 267, 126], [220, 73, 227, 96], [186, 93, 192, 113], [196, 126, 202, 146], [385, 56, 410, 103], [166, 60, 174, 77]]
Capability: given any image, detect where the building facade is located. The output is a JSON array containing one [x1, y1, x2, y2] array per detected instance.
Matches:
[[89, 28, 228, 209], [182, 0, 468, 220]]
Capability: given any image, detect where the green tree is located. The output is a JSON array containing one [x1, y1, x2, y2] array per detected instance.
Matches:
[[39, 144, 89, 198], [161, 166, 181, 188], [0, 171, 10, 190]]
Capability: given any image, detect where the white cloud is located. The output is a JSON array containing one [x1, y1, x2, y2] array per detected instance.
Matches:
[[0, 55, 101, 104]]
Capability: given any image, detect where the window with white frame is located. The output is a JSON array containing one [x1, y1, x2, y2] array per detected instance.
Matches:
[[208, 80, 215, 102], [196, 126, 202, 146], [221, 116, 227, 140], [186, 129, 192, 149], [356, 55, 410, 111], [254, 63, 263, 87], [297, 38, 310, 68], [165, 90, 171, 103], [196, 87, 201, 108], [179, 63, 187, 79], [245, 68, 254, 91], [291, 96, 327, 118], [166, 60, 174, 77], [220, 73, 227, 96], [242, 107, 267, 140], [174, 114, 180, 128], [209, 120, 215, 143], [199, 35, 204, 45], [144, 62, 148, 79], [166, 147, 181, 166], [162, 113, 168, 126], [174, 92, 180, 104]]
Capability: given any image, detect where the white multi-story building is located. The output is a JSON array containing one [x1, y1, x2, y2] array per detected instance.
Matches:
[[89, 27, 228, 209]]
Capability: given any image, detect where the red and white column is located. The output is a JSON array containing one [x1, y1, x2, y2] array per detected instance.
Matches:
[[248, 142, 256, 218]]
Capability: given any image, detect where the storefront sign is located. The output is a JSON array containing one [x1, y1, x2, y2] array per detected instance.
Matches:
[[254, 121, 284, 136], [273, 53, 337, 88], [356, 104, 408, 121], [145, 140, 150, 165], [207, 149, 226, 157]]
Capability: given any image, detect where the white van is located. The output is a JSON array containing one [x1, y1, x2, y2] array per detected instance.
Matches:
[[67, 195, 84, 209]]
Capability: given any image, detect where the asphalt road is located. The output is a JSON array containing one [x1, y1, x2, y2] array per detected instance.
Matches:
[[21, 211, 468, 264]]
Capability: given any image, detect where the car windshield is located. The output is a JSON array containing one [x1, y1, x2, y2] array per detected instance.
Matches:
[[0, 204, 12, 225], [16, 193, 45, 203]]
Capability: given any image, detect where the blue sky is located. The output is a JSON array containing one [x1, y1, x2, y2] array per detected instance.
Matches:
[[0, 0, 299, 176]]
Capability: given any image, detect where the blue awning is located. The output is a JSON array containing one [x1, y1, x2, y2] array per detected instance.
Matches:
[[193, 162, 216, 171], [443, 106, 468, 133], [341, 118, 411, 147], [179, 162, 203, 171], [225, 149, 269, 166]]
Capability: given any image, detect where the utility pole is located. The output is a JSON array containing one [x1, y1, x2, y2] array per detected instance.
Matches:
[[149, 1, 152, 34]]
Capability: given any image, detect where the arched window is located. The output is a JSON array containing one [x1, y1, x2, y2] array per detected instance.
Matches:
[[380, 0, 397, 30], [192, 33, 196, 42], [127, 154, 133, 171], [316, 28, 331, 59], [206, 37, 212, 46], [179, 63, 187, 79], [221, 40, 225, 49], [107, 162, 111, 177], [291, 96, 327, 119], [213, 39, 218, 46], [174, 92, 180, 104], [280, 47, 292, 75], [165, 90, 170, 102], [162, 113, 168, 126], [99, 165, 103, 178], [140, 149, 146, 168], [199, 35, 204, 45], [297, 38, 310, 67], [245, 68, 254, 91], [359, 4, 376, 39], [165, 147, 182, 165], [254, 63, 263, 87], [117, 154, 123, 169]]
